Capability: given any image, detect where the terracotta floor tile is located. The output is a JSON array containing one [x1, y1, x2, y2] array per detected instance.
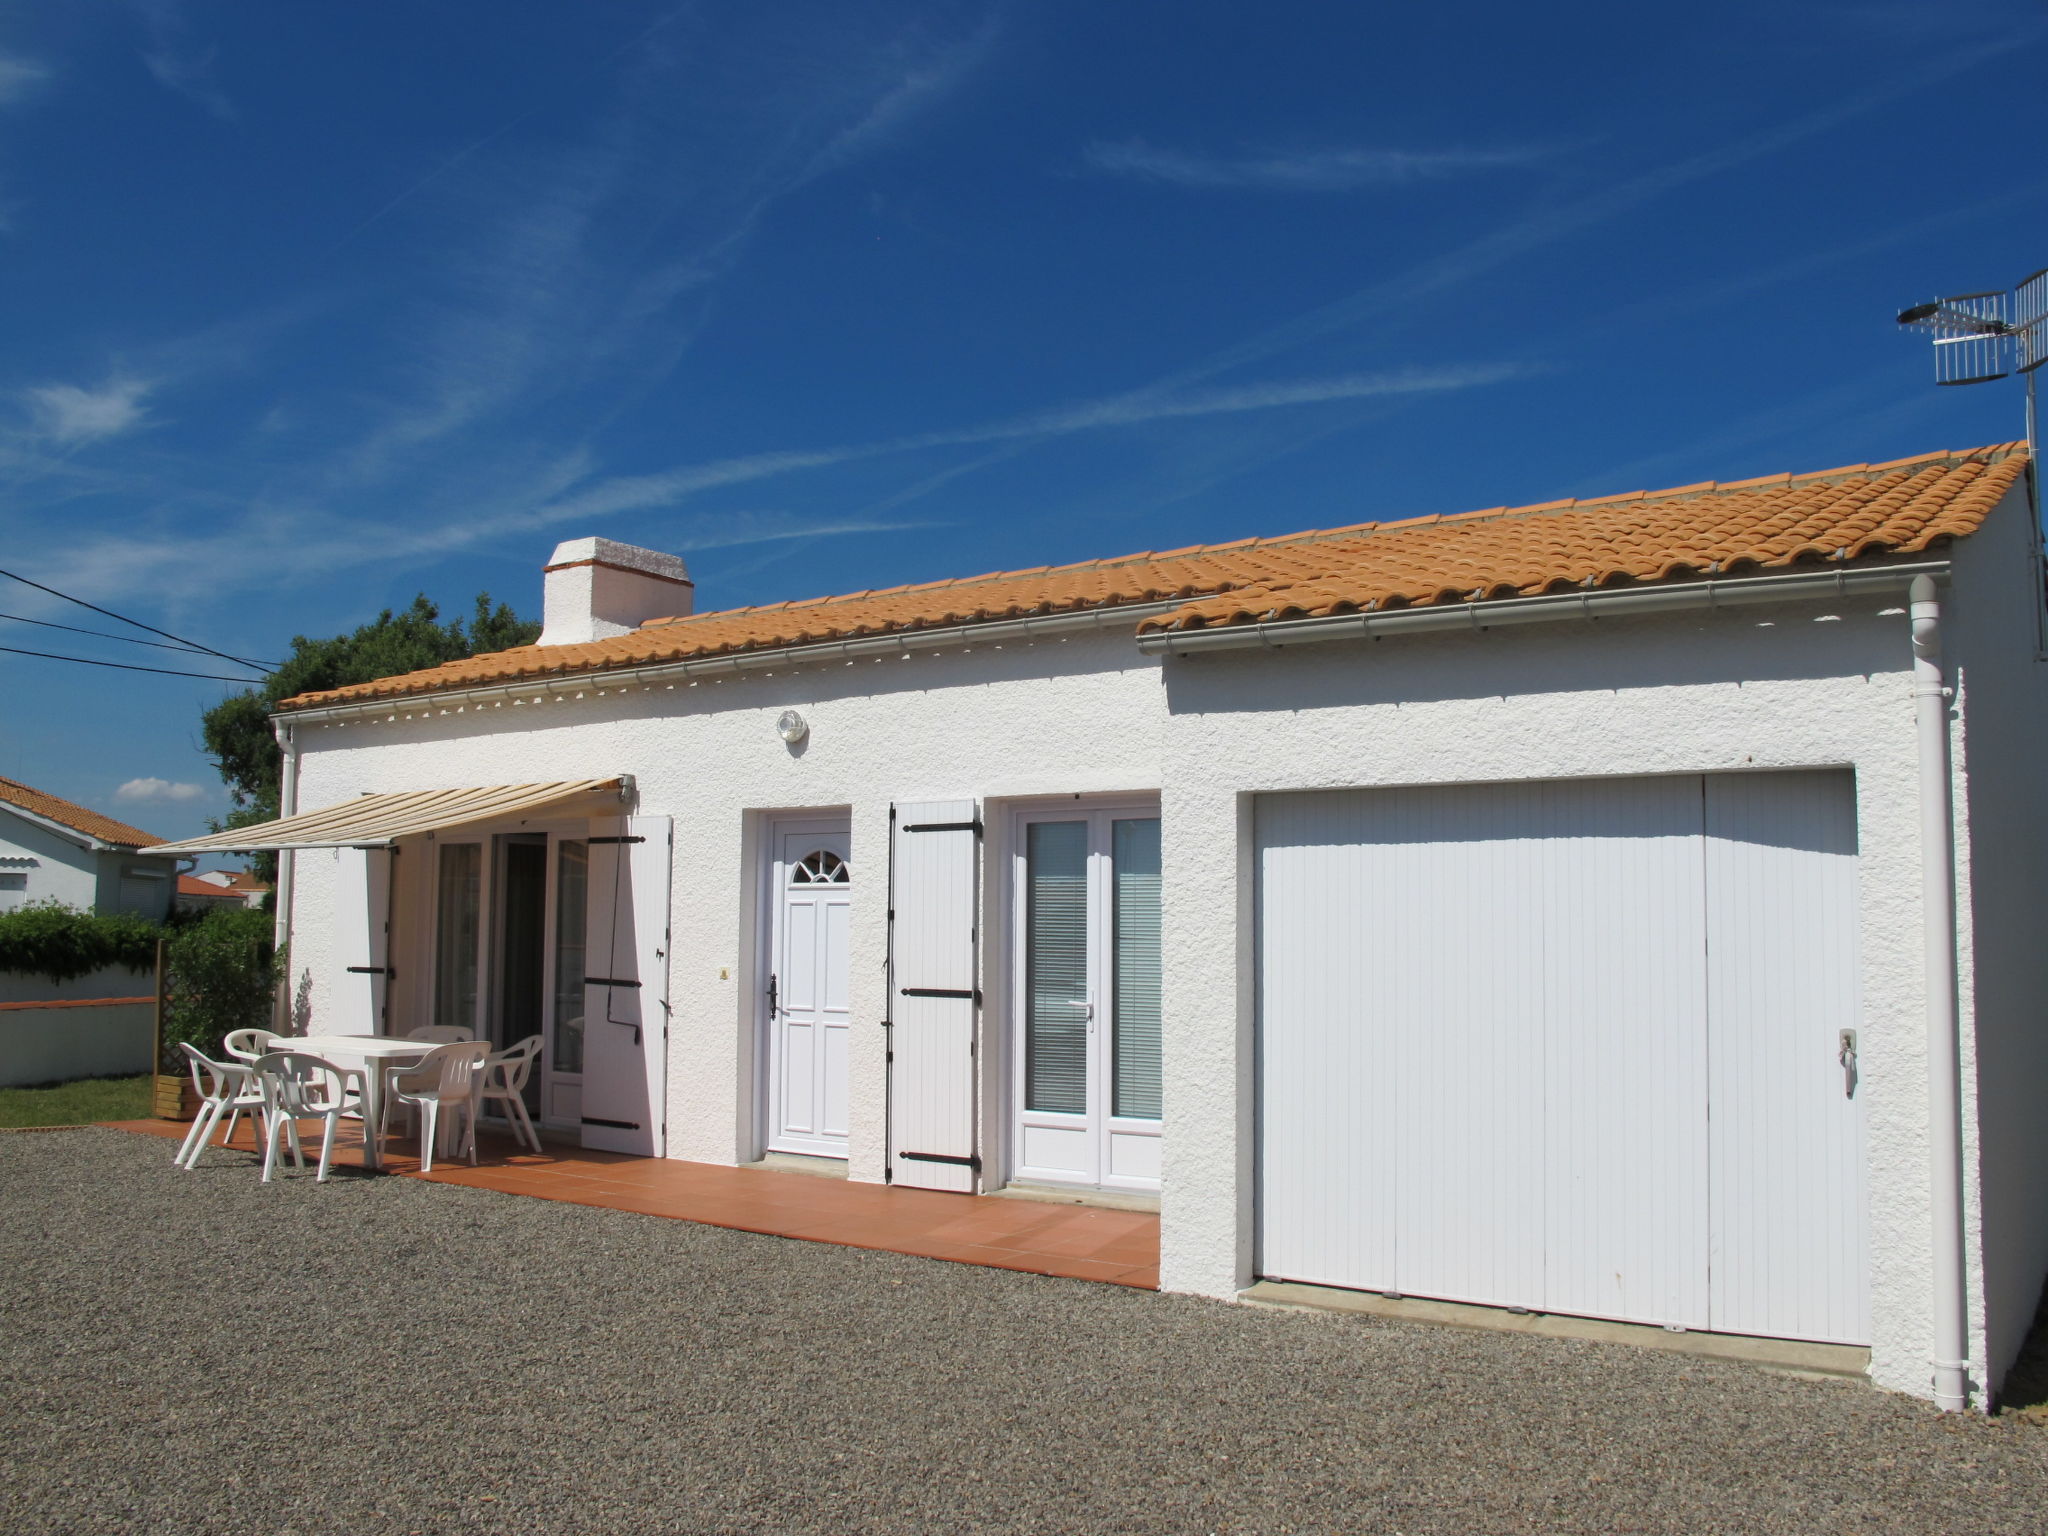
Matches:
[[105, 1119, 1159, 1290]]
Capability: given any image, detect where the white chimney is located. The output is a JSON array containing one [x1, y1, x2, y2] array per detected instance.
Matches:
[[538, 537, 695, 647]]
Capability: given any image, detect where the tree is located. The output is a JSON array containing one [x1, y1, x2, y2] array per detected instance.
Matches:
[[201, 594, 540, 874]]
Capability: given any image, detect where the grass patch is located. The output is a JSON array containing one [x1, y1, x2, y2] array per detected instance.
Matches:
[[0, 1073, 153, 1128]]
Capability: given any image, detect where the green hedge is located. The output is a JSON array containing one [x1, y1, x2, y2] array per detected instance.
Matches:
[[0, 902, 162, 984], [161, 908, 281, 1068]]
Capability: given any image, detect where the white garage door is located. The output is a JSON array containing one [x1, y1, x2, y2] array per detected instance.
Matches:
[[1256, 771, 1867, 1345]]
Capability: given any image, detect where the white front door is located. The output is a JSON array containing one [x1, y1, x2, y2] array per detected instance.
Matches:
[[1011, 805, 1162, 1193], [765, 820, 852, 1159]]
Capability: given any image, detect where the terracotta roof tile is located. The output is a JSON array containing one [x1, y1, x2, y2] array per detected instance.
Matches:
[[280, 443, 2029, 711], [0, 776, 165, 847]]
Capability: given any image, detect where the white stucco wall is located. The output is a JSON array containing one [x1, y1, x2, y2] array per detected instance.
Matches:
[[278, 497, 2040, 1405], [1944, 485, 2048, 1398], [284, 631, 1168, 1186], [0, 813, 102, 912], [1151, 558, 2010, 1403]]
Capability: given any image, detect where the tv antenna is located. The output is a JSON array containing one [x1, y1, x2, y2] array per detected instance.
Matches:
[[1899, 267, 2048, 646]]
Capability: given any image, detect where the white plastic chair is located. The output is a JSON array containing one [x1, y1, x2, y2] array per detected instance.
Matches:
[[252, 1051, 365, 1183], [222, 1027, 283, 1065], [381, 1040, 491, 1173], [173, 1043, 264, 1169], [476, 1035, 544, 1153], [385, 1026, 476, 1134]]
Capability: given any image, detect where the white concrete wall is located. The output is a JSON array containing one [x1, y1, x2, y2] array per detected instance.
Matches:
[[0, 813, 100, 912], [277, 532, 2035, 1404], [1944, 485, 2048, 1400], [0, 999, 155, 1087]]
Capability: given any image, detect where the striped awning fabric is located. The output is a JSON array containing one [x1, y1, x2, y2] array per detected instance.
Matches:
[[144, 778, 627, 854]]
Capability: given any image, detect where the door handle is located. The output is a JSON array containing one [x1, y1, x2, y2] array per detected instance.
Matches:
[[768, 972, 779, 1019], [1839, 1029, 1858, 1099]]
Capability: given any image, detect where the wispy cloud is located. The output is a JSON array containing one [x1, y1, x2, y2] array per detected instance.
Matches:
[[1086, 139, 1553, 190], [22, 377, 154, 444], [669, 511, 940, 553], [337, 12, 998, 480], [133, 0, 235, 121], [529, 363, 1526, 526], [0, 51, 49, 107], [1126, 22, 2047, 401], [26, 362, 1521, 606], [115, 776, 208, 804]]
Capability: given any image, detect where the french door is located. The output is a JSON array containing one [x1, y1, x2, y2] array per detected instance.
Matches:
[[1011, 804, 1162, 1192], [764, 819, 853, 1159], [427, 829, 594, 1134]]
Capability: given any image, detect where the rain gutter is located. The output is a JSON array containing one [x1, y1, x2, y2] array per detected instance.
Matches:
[[1133, 560, 1953, 656]]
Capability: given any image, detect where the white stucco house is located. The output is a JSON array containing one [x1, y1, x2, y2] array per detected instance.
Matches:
[[0, 776, 176, 923], [152, 442, 2048, 1411]]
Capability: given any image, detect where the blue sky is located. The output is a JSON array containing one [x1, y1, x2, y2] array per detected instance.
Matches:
[[1, 0, 2043, 845]]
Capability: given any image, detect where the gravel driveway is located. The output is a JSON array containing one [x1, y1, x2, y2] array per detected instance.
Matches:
[[6, 1128, 2048, 1535]]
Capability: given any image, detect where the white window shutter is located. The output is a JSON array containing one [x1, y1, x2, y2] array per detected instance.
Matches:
[[334, 847, 392, 1033], [581, 815, 672, 1156], [887, 799, 980, 1192]]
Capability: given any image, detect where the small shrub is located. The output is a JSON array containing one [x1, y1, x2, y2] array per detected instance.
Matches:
[[0, 902, 162, 984], [161, 908, 281, 1067]]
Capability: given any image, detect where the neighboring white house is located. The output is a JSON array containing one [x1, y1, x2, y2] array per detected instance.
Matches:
[[152, 443, 2048, 1411], [0, 776, 177, 923]]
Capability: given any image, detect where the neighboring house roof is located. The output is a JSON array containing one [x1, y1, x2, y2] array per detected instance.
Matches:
[[177, 874, 244, 899], [0, 775, 164, 849], [280, 443, 2028, 712], [193, 869, 269, 892]]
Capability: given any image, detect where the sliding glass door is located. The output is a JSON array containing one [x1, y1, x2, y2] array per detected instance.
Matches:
[[1012, 805, 1162, 1192]]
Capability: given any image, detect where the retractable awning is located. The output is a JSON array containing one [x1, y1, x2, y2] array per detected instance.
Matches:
[[144, 778, 628, 854]]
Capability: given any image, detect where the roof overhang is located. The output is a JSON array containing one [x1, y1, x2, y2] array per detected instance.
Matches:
[[0, 800, 150, 854], [1134, 560, 1951, 656], [144, 777, 631, 854], [273, 599, 1188, 728]]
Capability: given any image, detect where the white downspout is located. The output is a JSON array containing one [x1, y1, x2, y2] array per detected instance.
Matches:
[[1911, 574, 1969, 1411], [271, 720, 299, 1031]]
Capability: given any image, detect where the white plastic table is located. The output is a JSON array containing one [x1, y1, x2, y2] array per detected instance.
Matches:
[[286, 1034, 431, 1172]]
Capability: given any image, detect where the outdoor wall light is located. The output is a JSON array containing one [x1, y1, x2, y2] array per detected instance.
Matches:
[[776, 709, 809, 744]]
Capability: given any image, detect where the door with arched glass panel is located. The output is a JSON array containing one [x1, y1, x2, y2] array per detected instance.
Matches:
[[1010, 803, 1162, 1192], [765, 819, 853, 1159]]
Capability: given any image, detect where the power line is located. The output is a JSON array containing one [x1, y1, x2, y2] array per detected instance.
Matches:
[[0, 643, 270, 684], [0, 566, 278, 674], [0, 609, 283, 667]]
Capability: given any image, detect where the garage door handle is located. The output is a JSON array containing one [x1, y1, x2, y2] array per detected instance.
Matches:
[[1839, 1030, 1858, 1098]]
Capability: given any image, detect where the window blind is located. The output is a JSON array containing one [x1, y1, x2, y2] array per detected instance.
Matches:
[[1024, 821, 1090, 1115], [1112, 818, 1163, 1120]]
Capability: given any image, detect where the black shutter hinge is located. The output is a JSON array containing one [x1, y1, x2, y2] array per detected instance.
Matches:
[[899, 1150, 981, 1170], [900, 987, 980, 1003]]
